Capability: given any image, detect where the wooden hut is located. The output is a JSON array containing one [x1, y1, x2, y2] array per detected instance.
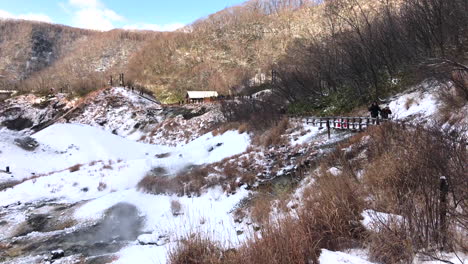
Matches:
[[186, 91, 219, 103]]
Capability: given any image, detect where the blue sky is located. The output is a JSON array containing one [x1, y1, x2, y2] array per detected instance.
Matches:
[[0, 0, 246, 31]]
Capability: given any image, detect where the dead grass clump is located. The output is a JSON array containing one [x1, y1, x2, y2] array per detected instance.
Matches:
[[171, 199, 182, 216], [97, 182, 107, 191], [137, 175, 181, 195], [89, 160, 102, 166], [236, 217, 321, 264], [68, 164, 82, 172], [168, 234, 224, 264], [212, 122, 241, 136], [237, 123, 249, 134], [301, 173, 366, 250], [250, 195, 272, 225], [156, 152, 171, 159], [368, 220, 414, 264], [240, 172, 256, 187], [138, 166, 213, 196], [102, 165, 113, 170], [404, 97, 415, 110], [176, 167, 211, 196]]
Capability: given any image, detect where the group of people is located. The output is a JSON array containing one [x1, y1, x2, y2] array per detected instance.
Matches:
[[368, 102, 392, 119]]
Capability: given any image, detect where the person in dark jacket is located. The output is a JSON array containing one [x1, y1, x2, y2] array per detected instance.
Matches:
[[368, 102, 381, 118], [380, 106, 392, 119]]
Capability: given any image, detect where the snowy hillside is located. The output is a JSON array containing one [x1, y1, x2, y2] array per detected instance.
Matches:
[[0, 82, 466, 264]]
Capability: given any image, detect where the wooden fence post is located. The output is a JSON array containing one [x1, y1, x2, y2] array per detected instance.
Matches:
[[439, 176, 448, 250], [326, 119, 330, 139], [109, 75, 113, 86]]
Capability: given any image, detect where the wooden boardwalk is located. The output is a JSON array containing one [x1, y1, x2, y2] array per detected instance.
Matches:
[[289, 115, 397, 138]]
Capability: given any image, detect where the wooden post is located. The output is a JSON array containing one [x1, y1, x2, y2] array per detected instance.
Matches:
[[366, 118, 370, 128], [439, 176, 448, 250], [110, 75, 113, 86], [6, 166, 9, 173], [319, 118, 323, 129], [326, 119, 330, 139]]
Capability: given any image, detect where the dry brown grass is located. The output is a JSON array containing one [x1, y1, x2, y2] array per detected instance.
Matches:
[[212, 122, 245, 136], [171, 199, 182, 216], [68, 164, 82, 172], [169, 122, 467, 263], [362, 123, 468, 258], [137, 166, 212, 196], [404, 97, 415, 110], [250, 195, 272, 225], [254, 118, 289, 147], [169, 163, 366, 263], [102, 165, 113, 170], [168, 234, 225, 264], [97, 182, 107, 191], [368, 220, 414, 263]]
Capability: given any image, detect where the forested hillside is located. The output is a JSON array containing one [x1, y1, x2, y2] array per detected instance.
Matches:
[[0, 20, 157, 97], [1, 0, 466, 106]]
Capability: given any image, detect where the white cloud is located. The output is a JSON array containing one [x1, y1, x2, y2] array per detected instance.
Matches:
[[69, 0, 100, 8], [68, 0, 124, 31], [0, 9, 53, 23], [123, 23, 185, 32]]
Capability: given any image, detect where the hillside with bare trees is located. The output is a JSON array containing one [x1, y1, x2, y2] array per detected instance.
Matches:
[[1, 0, 466, 106], [0, 19, 157, 97]]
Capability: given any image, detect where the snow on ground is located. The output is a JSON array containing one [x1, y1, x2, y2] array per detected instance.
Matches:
[[361, 209, 403, 230], [0, 123, 170, 183], [319, 249, 375, 264], [416, 253, 468, 264], [290, 122, 321, 145], [0, 122, 251, 263], [68, 87, 163, 139], [388, 81, 443, 122], [0, 124, 250, 205], [76, 187, 249, 264]]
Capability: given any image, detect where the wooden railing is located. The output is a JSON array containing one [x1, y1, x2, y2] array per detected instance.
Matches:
[[289, 115, 399, 138]]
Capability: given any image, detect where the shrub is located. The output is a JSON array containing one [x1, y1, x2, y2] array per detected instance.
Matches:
[[363, 123, 467, 254], [255, 118, 289, 147], [368, 220, 414, 264], [220, 95, 284, 132]]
